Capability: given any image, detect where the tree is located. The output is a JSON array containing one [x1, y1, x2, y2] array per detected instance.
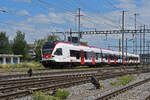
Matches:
[[12, 30, 29, 60], [47, 34, 60, 41], [0, 32, 12, 54], [34, 39, 45, 61]]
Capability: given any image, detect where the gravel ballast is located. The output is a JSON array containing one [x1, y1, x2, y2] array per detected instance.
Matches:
[[66, 73, 150, 100]]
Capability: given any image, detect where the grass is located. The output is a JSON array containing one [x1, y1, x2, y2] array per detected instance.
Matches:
[[33, 91, 60, 100], [0, 62, 45, 73], [0, 62, 44, 68], [110, 75, 135, 87], [32, 89, 70, 100], [56, 89, 70, 99]]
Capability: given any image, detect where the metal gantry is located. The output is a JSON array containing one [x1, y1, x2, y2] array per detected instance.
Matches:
[[53, 29, 150, 35]]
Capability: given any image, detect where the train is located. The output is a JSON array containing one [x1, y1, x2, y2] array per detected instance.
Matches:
[[41, 40, 140, 68]]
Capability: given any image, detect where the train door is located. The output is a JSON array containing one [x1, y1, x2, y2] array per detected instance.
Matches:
[[114, 55, 116, 64], [108, 54, 110, 64], [101, 52, 105, 63], [133, 57, 135, 64], [123, 57, 126, 65], [80, 50, 85, 64], [92, 52, 95, 64], [136, 58, 138, 64], [127, 56, 129, 65]]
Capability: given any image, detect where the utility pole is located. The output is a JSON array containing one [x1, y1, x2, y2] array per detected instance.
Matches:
[[63, 32, 66, 41], [122, 10, 125, 64], [143, 25, 146, 55], [119, 38, 121, 52], [148, 41, 150, 54], [126, 38, 128, 57], [77, 8, 83, 43], [140, 26, 142, 55], [143, 25, 146, 64], [147, 41, 150, 54], [134, 13, 139, 54]]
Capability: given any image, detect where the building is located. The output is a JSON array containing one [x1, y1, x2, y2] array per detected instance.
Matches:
[[0, 54, 22, 64], [28, 44, 36, 59]]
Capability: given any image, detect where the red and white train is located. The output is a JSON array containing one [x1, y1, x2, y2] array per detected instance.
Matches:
[[41, 40, 140, 68]]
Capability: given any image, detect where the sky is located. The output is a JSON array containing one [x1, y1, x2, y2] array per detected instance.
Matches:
[[0, 0, 150, 53]]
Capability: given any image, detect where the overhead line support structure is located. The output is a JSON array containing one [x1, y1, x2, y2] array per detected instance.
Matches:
[[76, 8, 83, 43], [134, 13, 140, 54], [52, 29, 150, 35], [121, 10, 125, 64]]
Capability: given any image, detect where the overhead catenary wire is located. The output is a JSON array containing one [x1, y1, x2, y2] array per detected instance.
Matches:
[[36, 0, 76, 16], [73, 0, 121, 28], [105, 0, 119, 10]]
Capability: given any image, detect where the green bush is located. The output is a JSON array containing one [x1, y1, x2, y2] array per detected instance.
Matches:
[[118, 75, 134, 86], [110, 81, 119, 87], [56, 89, 70, 99], [33, 92, 60, 100], [110, 75, 134, 87]]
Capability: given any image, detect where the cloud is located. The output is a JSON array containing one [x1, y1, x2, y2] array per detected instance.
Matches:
[[16, 10, 29, 16], [115, 0, 137, 10], [13, 0, 32, 3], [28, 12, 66, 24]]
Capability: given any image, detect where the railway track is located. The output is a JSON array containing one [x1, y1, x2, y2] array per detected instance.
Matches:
[[96, 75, 150, 100], [0, 69, 100, 80], [0, 66, 146, 80], [0, 68, 150, 100]]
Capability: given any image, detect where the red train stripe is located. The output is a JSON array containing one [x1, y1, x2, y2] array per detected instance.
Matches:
[[108, 56, 110, 64]]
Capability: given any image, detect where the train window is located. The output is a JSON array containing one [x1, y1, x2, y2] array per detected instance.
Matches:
[[117, 55, 119, 59], [101, 53, 103, 58], [43, 42, 55, 49], [76, 51, 80, 59], [119, 55, 122, 59], [102, 53, 104, 58], [54, 48, 62, 55], [87, 52, 92, 60], [0, 57, 2, 64], [84, 52, 87, 60], [116, 55, 119, 60], [109, 54, 114, 60], [103, 53, 108, 60], [99, 53, 102, 58], [125, 56, 127, 60], [70, 50, 80, 59], [96, 53, 99, 60], [103, 54, 106, 59], [129, 57, 131, 60], [70, 50, 75, 57]]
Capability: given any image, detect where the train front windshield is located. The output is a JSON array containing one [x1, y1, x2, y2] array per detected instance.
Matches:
[[42, 41, 57, 54]]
